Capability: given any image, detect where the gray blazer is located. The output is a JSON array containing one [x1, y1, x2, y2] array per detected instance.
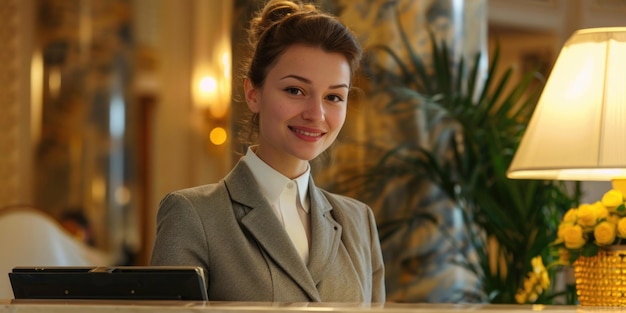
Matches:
[[150, 160, 385, 303]]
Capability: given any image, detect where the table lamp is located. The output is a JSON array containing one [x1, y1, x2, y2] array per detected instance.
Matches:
[[507, 27, 626, 194]]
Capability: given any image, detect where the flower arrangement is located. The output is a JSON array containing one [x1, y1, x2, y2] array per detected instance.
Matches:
[[555, 188, 626, 264], [515, 188, 626, 304]]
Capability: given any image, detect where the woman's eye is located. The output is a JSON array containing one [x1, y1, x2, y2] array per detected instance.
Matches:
[[326, 94, 344, 102], [285, 87, 302, 95]]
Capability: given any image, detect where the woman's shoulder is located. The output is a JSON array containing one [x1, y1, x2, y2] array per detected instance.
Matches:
[[161, 182, 228, 206], [157, 182, 235, 224], [172, 182, 223, 195]]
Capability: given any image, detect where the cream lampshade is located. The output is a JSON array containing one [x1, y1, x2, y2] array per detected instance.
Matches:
[[507, 27, 626, 192]]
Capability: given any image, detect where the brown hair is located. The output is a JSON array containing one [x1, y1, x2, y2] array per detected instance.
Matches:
[[239, 0, 362, 146]]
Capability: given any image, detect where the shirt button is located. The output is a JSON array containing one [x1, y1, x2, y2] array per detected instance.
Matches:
[[287, 182, 295, 189]]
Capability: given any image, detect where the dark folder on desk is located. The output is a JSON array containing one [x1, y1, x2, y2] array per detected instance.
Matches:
[[9, 266, 208, 301]]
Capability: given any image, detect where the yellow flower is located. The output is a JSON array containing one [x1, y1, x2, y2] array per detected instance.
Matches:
[[617, 217, 626, 238], [557, 222, 573, 242], [592, 201, 609, 220], [517, 256, 550, 304], [531, 256, 545, 274], [562, 208, 577, 223], [524, 275, 537, 291], [530, 256, 550, 290], [607, 214, 621, 225], [539, 271, 550, 289], [576, 204, 598, 230], [561, 224, 586, 249], [602, 189, 624, 210], [594, 221, 616, 246]]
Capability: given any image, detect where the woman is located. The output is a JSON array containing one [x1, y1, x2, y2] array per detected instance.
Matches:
[[151, 0, 385, 303]]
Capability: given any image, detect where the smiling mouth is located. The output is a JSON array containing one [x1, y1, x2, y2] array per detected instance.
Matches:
[[289, 126, 324, 137]]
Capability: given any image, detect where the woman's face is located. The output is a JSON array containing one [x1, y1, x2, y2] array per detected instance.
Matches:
[[245, 44, 351, 178]]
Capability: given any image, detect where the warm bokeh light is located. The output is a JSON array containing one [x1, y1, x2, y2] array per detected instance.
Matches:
[[30, 51, 43, 143], [199, 76, 217, 94], [192, 0, 231, 120], [114, 185, 131, 206], [192, 69, 230, 118], [209, 127, 227, 146]]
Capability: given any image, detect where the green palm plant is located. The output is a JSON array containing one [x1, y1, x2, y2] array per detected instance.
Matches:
[[335, 24, 580, 303]]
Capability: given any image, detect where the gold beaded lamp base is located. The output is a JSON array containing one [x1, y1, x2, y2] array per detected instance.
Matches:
[[574, 246, 626, 306]]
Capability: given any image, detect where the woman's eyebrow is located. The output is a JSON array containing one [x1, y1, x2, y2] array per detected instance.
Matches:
[[280, 74, 348, 89], [329, 83, 349, 90], [280, 74, 311, 83]]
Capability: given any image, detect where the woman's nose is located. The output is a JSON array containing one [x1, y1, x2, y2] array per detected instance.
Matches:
[[302, 97, 325, 121]]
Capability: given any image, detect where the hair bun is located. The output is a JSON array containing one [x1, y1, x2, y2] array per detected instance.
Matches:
[[249, 0, 317, 46], [263, 1, 299, 24]]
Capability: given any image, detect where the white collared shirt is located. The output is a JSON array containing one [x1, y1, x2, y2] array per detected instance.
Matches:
[[242, 146, 311, 262]]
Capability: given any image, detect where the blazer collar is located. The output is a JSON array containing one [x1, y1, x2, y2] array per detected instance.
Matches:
[[224, 161, 343, 301], [242, 147, 311, 212]]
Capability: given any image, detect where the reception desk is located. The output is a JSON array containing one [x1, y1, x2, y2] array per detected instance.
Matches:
[[0, 301, 592, 313]]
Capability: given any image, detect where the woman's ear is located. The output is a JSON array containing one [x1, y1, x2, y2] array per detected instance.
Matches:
[[244, 78, 260, 113]]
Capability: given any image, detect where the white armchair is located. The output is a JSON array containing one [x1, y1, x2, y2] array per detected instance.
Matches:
[[0, 207, 110, 299]]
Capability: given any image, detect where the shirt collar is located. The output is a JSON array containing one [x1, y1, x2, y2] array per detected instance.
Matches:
[[243, 146, 310, 212]]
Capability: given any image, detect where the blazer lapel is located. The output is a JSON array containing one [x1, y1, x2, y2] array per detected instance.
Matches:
[[306, 178, 342, 285], [223, 161, 320, 301]]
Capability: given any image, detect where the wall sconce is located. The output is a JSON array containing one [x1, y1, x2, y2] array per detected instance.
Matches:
[[192, 0, 232, 147], [507, 27, 626, 192]]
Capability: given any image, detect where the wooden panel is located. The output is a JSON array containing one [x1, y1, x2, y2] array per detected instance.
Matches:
[[0, 0, 21, 208]]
